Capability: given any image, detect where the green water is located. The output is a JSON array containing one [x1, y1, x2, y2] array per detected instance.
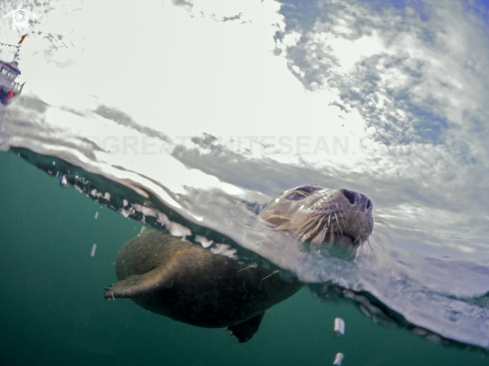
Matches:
[[0, 151, 486, 365]]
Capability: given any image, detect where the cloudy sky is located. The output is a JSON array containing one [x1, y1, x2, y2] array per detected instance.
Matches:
[[1, 0, 489, 257]]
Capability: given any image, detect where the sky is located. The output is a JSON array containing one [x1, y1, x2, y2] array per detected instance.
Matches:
[[1, 0, 489, 257]]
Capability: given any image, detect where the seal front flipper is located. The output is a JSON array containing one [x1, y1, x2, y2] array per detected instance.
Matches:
[[104, 267, 170, 299], [226, 311, 266, 343]]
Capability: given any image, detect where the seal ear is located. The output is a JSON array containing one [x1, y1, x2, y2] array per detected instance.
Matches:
[[226, 311, 266, 343]]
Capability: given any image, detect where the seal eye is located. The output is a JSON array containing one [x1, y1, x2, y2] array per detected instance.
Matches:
[[285, 185, 322, 201]]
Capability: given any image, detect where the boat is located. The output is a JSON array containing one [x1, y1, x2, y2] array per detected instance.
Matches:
[[0, 60, 24, 106]]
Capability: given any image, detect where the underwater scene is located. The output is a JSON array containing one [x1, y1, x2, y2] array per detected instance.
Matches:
[[1, 152, 487, 366], [1, 0, 489, 365]]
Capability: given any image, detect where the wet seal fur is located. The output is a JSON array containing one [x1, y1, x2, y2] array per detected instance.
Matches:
[[104, 185, 374, 342], [260, 186, 374, 252]]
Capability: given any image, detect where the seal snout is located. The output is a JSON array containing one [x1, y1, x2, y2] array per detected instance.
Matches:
[[260, 185, 375, 249], [340, 189, 373, 212]]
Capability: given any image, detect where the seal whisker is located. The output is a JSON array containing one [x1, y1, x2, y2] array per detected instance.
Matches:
[[261, 270, 279, 281], [373, 226, 392, 244], [333, 213, 344, 237], [311, 216, 325, 238], [352, 208, 363, 244], [317, 191, 333, 207], [296, 215, 321, 241], [298, 190, 312, 198], [373, 226, 389, 235], [312, 225, 328, 245], [363, 238, 380, 260], [237, 266, 253, 273]]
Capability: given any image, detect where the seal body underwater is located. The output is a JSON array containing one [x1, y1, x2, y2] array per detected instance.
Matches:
[[104, 185, 374, 342], [105, 229, 301, 342]]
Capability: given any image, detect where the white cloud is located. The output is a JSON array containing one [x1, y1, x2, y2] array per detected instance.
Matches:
[[3, 0, 489, 256]]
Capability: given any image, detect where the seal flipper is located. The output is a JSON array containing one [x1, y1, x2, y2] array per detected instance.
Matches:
[[104, 268, 170, 299], [226, 311, 266, 343]]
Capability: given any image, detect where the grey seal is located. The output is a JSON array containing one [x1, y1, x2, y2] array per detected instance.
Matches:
[[104, 185, 374, 342]]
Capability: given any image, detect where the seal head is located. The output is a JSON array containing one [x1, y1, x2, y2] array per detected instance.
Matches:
[[259, 185, 374, 248]]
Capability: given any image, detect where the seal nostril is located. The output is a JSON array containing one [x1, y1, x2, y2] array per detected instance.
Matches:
[[366, 199, 372, 210], [341, 189, 356, 205]]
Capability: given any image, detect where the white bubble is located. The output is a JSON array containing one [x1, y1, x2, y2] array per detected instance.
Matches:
[[59, 175, 68, 188], [333, 353, 344, 366], [334, 317, 345, 336], [90, 243, 97, 257]]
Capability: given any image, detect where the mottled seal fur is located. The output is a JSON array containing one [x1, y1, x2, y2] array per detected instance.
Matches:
[[104, 185, 374, 342]]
